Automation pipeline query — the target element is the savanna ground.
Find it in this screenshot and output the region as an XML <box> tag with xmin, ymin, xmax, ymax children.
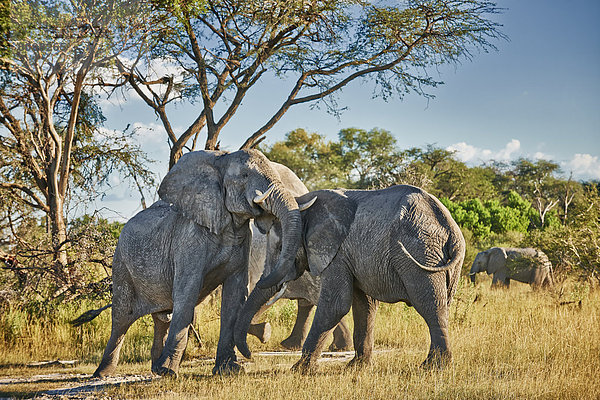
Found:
<box><xmin>1</xmin><ymin>277</ymin><xmax>598</xmax><ymax>399</ymax></box>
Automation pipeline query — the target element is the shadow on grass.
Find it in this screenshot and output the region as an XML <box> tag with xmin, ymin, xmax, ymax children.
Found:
<box><xmin>0</xmin><ymin>372</ymin><xmax>158</xmax><ymax>398</ymax></box>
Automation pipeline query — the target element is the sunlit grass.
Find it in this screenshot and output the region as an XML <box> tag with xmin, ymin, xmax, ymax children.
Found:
<box><xmin>1</xmin><ymin>277</ymin><xmax>599</xmax><ymax>399</ymax></box>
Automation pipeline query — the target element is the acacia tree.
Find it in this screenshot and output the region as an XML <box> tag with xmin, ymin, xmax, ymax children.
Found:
<box><xmin>120</xmin><ymin>0</ymin><xmax>504</xmax><ymax>168</ymax></box>
<box><xmin>0</xmin><ymin>0</ymin><xmax>153</xmax><ymax>283</ymax></box>
<box><xmin>334</xmin><ymin>128</ymin><xmax>403</xmax><ymax>188</ymax></box>
<box><xmin>509</xmin><ymin>159</ymin><xmax>561</xmax><ymax>228</ymax></box>
<box><xmin>261</xmin><ymin>128</ymin><xmax>345</xmax><ymax>190</ymax></box>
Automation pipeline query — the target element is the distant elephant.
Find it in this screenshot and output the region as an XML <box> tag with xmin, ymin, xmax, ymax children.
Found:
<box><xmin>248</xmin><ymin>224</ymin><xmax>351</xmax><ymax>351</ymax></box>
<box><xmin>235</xmin><ymin>185</ymin><xmax>466</xmax><ymax>372</ymax></box>
<box><xmin>469</xmin><ymin>247</ymin><xmax>554</xmax><ymax>289</ymax></box>
<box><xmin>93</xmin><ymin>149</ymin><xmax>303</xmax><ymax>378</ymax></box>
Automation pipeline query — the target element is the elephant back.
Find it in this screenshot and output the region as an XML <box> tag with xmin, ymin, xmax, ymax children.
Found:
<box><xmin>504</xmin><ymin>247</ymin><xmax>552</xmax><ymax>273</ymax></box>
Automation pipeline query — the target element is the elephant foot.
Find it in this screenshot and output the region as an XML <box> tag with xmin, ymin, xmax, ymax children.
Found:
<box><xmin>328</xmin><ymin>340</ymin><xmax>351</xmax><ymax>352</ymax></box>
<box><xmin>280</xmin><ymin>335</ymin><xmax>303</xmax><ymax>350</ymax></box>
<box><xmin>421</xmin><ymin>351</ymin><xmax>451</xmax><ymax>370</ymax></box>
<box><xmin>291</xmin><ymin>356</ymin><xmax>317</xmax><ymax>375</ymax></box>
<box><xmin>329</xmin><ymin>324</ymin><xmax>352</xmax><ymax>352</ymax></box>
<box><xmin>92</xmin><ymin>364</ymin><xmax>115</xmax><ymax>379</ymax></box>
<box><xmin>248</xmin><ymin>322</ymin><xmax>272</xmax><ymax>344</ymax></box>
<box><xmin>346</xmin><ymin>355</ymin><xmax>372</xmax><ymax>369</ymax></box>
<box><xmin>151</xmin><ymin>365</ymin><xmax>178</xmax><ymax>378</ymax></box>
<box><xmin>212</xmin><ymin>359</ymin><xmax>244</xmax><ymax>376</ymax></box>
<box><xmin>92</xmin><ymin>370</ymin><xmax>110</xmax><ymax>379</ymax></box>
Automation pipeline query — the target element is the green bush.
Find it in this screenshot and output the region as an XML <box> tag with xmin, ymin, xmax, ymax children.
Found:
<box><xmin>442</xmin><ymin>191</ymin><xmax>534</xmax><ymax>240</ymax></box>
<box><xmin>0</xmin><ymin>309</ymin><xmax>27</xmax><ymax>344</ymax></box>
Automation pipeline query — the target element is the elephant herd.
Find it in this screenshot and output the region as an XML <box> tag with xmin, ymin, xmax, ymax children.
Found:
<box><xmin>87</xmin><ymin>149</ymin><xmax>553</xmax><ymax>378</ymax></box>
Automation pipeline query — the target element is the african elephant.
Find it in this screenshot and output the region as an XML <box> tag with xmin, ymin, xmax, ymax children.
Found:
<box><xmin>235</xmin><ymin>185</ymin><xmax>466</xmax><ymax>372</ymax></box>
<box><xmin>94</xmin><ymin>149</ymin><xmax>303</xmax><ymax>378</ymax></box>
<box><xmin>248</xmin><ymin>224</ymin><xmax>352</xmax><ymax>351</ymax></box>
<box><xmin>469</xmin><ymin>247</ymin><xmax>554</xmax><ymax>289</ymax></box>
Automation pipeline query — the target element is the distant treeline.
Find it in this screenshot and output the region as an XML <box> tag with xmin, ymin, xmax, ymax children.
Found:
<box><xmin>261</xmin><ymin>128</ymin><xmax>600</xmax><ymax>281</ymax></box>
<box><xmin>1</xmin><ymin>127</ymin><xmax>598</xmax><ymax>311</ymax></box>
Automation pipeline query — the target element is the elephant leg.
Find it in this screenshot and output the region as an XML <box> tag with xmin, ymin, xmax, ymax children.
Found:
<box><xmin>151</xmin><ymin>312</ymin><xmax>171</xmax><ymax>370</ymax></box>
<box><xmin>541</xmin><ymin>270</ymin><xmax>553</xmax><ymax>288</ymax></box>
<box><xmin>329</xmin><ymin>318</ymin><xmax>353</xmax><ymax>352</ymax></box>
<box><xmin>292</xmin><ymin>263</ymin><xmax>353</xmax><ymax>374</ymax></box>
<box><xmin>94</xmin><ymin>278</ymin><xmax>139</xmax><ymax>378</ymax></box>
<box><xmin>347</xmin><ymin>287</ymin><xmax>378</xmax><ymax>367</ymax></box>
<box><xmin>248</xmin><ymin>321</ymin><xmax>272</xmax><ymax>343</ymax></box>
<box><xmin>406</xmin><ymin>274</ymin><xmax>451</xmax><ymax>368</ymax></box>
<box><xmin>244</xmin><ymin>301</ymin><xmax>272</xmax><ymax>344</ymax></box>
<box><xmin>531</xmin><ymin>268</ymin><xmax>552</xmax><ymax>290</ymax></box>
<box><xmin>93</xmin><ymin>315</ymin><xmax>138</xmax><ymax>378</ymax></box>
<box><xmin>213</xmin><ymin>268</ymin><xmax>247</xmax><ymax>375</ymax></box>
<box><xmin>281</xmin><ymin>299</ymin><xmax>314</xmax><ymax>350</ymax></box>
<box><xmin>492</xmin><ymin>273</ymin><xmax>509</xmax><ymax>288</ymax></box>
<box><xmin>152</xmin><ymin>273</ymin><xmax>203</xmax><ymax>377</ymax></box>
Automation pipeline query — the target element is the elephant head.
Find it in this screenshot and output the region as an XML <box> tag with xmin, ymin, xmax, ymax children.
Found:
<box><xmin>469</xmin><ymin>247</ymin><xmax>507</xmax><ymax>283</ymax></box>
<box><xmin>235</xmin><ymin>190</ymin><xmax>356</xmax><ymax>358</ymax></box>
<box><xmin>158</xmin><ymin>149</ymin><xmax>302</xmax><ymax>281</ymax></box>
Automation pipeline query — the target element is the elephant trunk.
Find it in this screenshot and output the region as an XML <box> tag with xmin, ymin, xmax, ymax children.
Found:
<box><xmin>234</xmin><ymin>284</ymin><xmax>279</xmax><ymax>359</ymax></box>
<box><xmin>256</xmin><ymin>186</ymin><xmax>302</xmax><ymax>290</ymax></box>
<box><xmin>469</xmin><ymin>264</ymin><xmax>478</xmax><ymax>283</ymax></box>
<box><xmin>236</xmin><ymin>185</ymin><xmax>301</xmax><ymax>358</ymax></box>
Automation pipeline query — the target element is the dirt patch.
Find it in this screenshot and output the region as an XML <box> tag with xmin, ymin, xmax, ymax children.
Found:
<box><xmin>0</xmin><ymin>351</ymin><xmax>393</xmax><ymax>398</ymax></box>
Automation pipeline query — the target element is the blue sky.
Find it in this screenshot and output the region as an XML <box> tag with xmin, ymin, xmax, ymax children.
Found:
<box><xmin>95</xmin><ymin>0</ymin><xmax>600</xmax><ymax>220</ymax></box>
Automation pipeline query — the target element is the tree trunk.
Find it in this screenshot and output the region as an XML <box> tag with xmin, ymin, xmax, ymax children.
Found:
<box><xmin>169</xmin><ymin>146</ymin><xmax>184</xmax><ymax>170</ymax></box>
<box><xmin>48</xmin><ymin>190</ymin><xmax>68</xmax><ymax>272</ymax></box>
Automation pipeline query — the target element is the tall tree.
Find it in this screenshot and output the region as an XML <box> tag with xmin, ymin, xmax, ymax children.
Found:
<box><xmin>509</xmin><ymin>159</ymin><xmax>561</xmax><ymax>228</ymax></box>
<box><xmin>120</xmin><ymin>0</ymin><xmax>504</xmax><ymax>168</ymax></box>
<box><xmin>335</xmin><ymin>127</ymin><xmax>403</xmax><ymax>188</ymax></box>
<box><xmin>0</xmin><ymin>0</ymin><xmax>152</xmax><ymax>281</ymax></box>
<box><xmin>261</xmin><ymin>128</ymin><xmax>345</xmax><ymax>190</ymax></box>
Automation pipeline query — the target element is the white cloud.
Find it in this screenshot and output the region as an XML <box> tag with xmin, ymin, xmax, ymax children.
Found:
<box><xmin>132</xmin><ymin>121</ymin><xmax>167</xmax><ymax>145</ymax></box>
<box><xmin>533</xmin><ymin>151</ymin><xmax>553</xmax><ymax>160</ymax></box>
<box><xmin>447</xmin><ymin>140</ymin><xmax>600</xmax><ymax>181</ymax></box>
<box><xmin>496</xmin><ymin>139</ymin><xmax>521</xmax><ymax>161</ymax></box>
<box><xmin>447</xmin><ymin>139</ymin><xmax>521</xmax><ymax>163</ymax></box>
<box><xmin>446</xmin><ymin>142</ymin><xmax>478</xmax><ymax>162</ymax></box>
<box><xmin>562</xmin><ymin>154</ymin><xmax>600</xmax><ymax>180</ymax></box>
<box><xmin>92</xmin><ymin>56</ymin><xmax>188</xmax><ymax>108</ymax></box>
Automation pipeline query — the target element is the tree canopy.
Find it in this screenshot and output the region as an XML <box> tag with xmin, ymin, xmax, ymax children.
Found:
<box><xmin>0</xmin><ymin>0</ymin><xmax>154</xmax><ymax>293</ymax></box>
<box><xmin>263</xmin><ymin>128</ymin><xmax>599</xmax><ymax>281</ymax></box>
<box><xmin>116</xmin><ymin>0</ymin><xmax>504</xmax><ymax>167</ymax></box>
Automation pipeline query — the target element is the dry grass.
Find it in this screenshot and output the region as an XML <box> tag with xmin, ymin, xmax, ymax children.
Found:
<box><xmin>1</xmin><ymin>277</ymin><xmax>599</xmax><ymax>399</ymax></box>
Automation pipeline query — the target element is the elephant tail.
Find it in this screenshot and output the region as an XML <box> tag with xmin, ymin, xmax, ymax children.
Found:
<box><xmin>398</xmin><ymin>237</ymin><xmax>464</xmax><ymax>307</ymax></box>
<box><xmin>397</xmin><ymin>236</ymin><xmax>465</xmax><ymax>274</ymax></box>
<box><xmin>70</xmin><ymin>303</ymin><xmax>112</xmax><ymax>327</ymax></box>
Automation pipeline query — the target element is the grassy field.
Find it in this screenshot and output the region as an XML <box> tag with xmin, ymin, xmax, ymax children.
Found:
<box><xmin>1</xmin><ymin>277</ymin><xmax>599</xmax><ymax>399</ymax></box>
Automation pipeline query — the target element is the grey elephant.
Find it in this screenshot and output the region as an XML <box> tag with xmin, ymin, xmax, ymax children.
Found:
<box><xmin>235</xmin><ymin>185</ymin><xmax>466</xmax><ymax>372</ymax></box>
<box><xmin>248</xmin><ymin>224</ymin><xmax>351</xmax><ymax>351</ymax></box>
<box><xmin>93</xmin><ymin>149</ymin><xmax>303</xmax><ymax>378</ymax></box>
<box><xmin>469</xmin><ymin>247</ymin><xmax>554</xmax><ymax>289</ymax></box>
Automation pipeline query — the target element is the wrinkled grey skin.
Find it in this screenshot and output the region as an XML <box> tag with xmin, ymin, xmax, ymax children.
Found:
<box><xmin>94</xmin><ymin>150</ymin><xmax>302</xmax><ymax>378</ymax></box>
<box><xmin>470</xmin><ymin>247</ymin><xmax>554</xmax><ymax>289</ymax></box>
<box><xmin>236</xmin><ymin>185</ymin><xmax>466</xmax><ymax>372</ymax></box>
<box><xmin>248</xmin><ymin>224</ymin><xmax>352</xmax><ymax>351</ymax></box>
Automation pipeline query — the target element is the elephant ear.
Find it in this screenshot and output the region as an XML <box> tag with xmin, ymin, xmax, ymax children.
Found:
<box><xmin>486</xmin><ymin>247</ymin><xmax>507</xmax><ymax>275</ymax></box>
<box><xmin>158</xmin><ymin>151</ymin><xmax>231</xmax><ymax>235</ymax></box>
<box><xmin>299</xmin><ymin>190</ymin><xmax>357</xmax><ymax>276</ymax></box>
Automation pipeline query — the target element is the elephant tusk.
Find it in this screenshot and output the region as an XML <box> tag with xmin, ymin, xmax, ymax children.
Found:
<box><xmin>254</xmin><ymin>183</ymin><xmax>276</xmax><ymax>204</ymax></box>
<box><xmin>265</xmin><ymin>282</ymin><xmax>288</xmax><ymax>306</ymax></box>
<box><xmin>298</xmin><ymin>196</ymin><xmax>317</xmax><ymax>211</ymax></box>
